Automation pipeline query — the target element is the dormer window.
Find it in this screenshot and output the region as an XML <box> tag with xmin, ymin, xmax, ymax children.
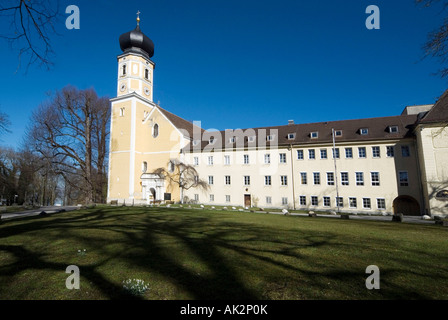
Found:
<box><xmin>267</xmin><ymin>135</ymin><xmax>275</xmax><ymax>141</ymax></box>
<box><xmin>389</xmin><ymin>126</ymin><xmax>399</xmax><ymax>133</ymax></box>
<box><xmin>288</xmin><ymin>133</ymin><xmax>296</xmax><ymax>140</ymax></box>
<box><xmin>360</xmin><ymin>128</ymin><xmax>369</xmax><ymax>135</ymax></box>
<box><xmin>310</xmin><ymin>132</ymin><xmax>318</xmax><ymax>139</ymax></box>
<box><xmin>334</xmin><ymin>130</ymin><xmax>342</xmax><ymax>137</ymax></box>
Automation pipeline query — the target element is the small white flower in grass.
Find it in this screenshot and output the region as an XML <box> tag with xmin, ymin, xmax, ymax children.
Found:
<box><xmin>122</xmin><ymin>278</ymin><xmax>149</xmax><ymax>296</ymax></box>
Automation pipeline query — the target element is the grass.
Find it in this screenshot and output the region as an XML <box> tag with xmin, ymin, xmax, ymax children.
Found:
<box><xmin>0</xmin><ymin>205</ymin><xmax>447</xmax><ymax>300</ymax></box>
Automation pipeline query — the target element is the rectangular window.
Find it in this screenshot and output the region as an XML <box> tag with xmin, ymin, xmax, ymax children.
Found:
<box><xmin>208</xmin><ymin>176</ymin><xmax>214</xmax><ymax>185</ymax></box>
<box><xmin>301</xmin><ymin>172</ymin><xmax>307</xmax><ymax>185</ymax></box>
<box><xmin>225</xmin><ymin>175</ymin><xmax>231</xmax><ymax>185</ymax></box>
<box><xmin>288</xmin><ymin>133</ymin><xmax>296</xmax><ymax>140</ymax></box>
<box><xmin>313</xmin><ymin>172</ymin><xmax>320</xmax><ymax>185</ymax></box>
<box><xmin>363</xmin><ymin>198</ymin><xmax>371</xmax><ymax>209</ymax></box>
<box><xmin>194</xmin><ymin>194</ymin><xmax>199</xmax><ymax>202</ymax></box>
<box><xmin>327</xmin><ymin>172</ymin><xmax>335</xmax><ymax>185</ymax></box>
<box><xmin>208</xmin><ymin>156</ymin><xmax>214</xmax><ymax>165</ymax></box>
<box><xmin>386</xmin><ymin>146</ymin><xmax>394</xmax><ymax>157</ymax></box>
<box><xmin>345</xmin><ymin>147</ymin><xmax>353</xmax><ymax>159</ymax></box>
<box><xmin>311</xmin><ymin>196</ymin><xmax>318</xmax><ymax>206</ymax></box>
<box><xmin>371</xmin><ymin>172</ymin><xmax>380</xmax><ymax>186</ymax></box>
<box><xmin>209</xmin><ymin>194</ymin><xmax>214</xmax><ymax>202</ymax></box>
<box><xmin>243</xmin><ymin>154</ymin><xmax>249</xmax><ymax>164</ymax></box>
<box><xmin>279</xmin><ymin>153</ymin><xmax>287</xmax><ymax>163</ymax></box>
<box><xmin>334</xmin><ymin>130</ymin><xmax>343</xmax><ymax>137</ymax></box>
<box><xmin>266</xmin><ymin>196</ymin><xmax>272</xmax><ymax>204</ymax></box>
<box><xmin>372</xmin><ymin>146</ymin><xmax>380</xmax><ymax>158</ymax></box>
<box><xmin>349</xmin><ymin>197</ymin><xmax>357</xmax><ymax>208</ymax></box>
<box><xmin>401</xmin><ymin>145</ymin><xmax>410</xmax><ymax>157</ymax></box>
<box><xmin>336</xmin><ymin>197</ymin><xmax>343</xmax><ymax>208</ymax></box>
<box><xmin>265</xmin><ymin>175</ymin><xmax>272</xmax><ymax>186</ymax></box>
<box><xmin>341</xmin><ymin>172</ymin><xmax>349</xmax><ymax>186</ymax></box>
<box><xmin>399</xmin><ymin>171</ymin><xmax>409</xmax><ymax>186</ymax></box>
<box><xmin>264</xmin><ymin>153</ymin><xmax>271</xmax><ymax>164</ymax></box>
<box><xmin>244</xmin><ymin>175</ymin><xmax>251</xmax><ymax>186</ymax></box>
<box><xmin>358</xmin><ymin>147</ymin><xmax>366</xmax><ymax>158</ymax></box>
<box><xmin>323</xmin><ymin>196</ymin><xmax>331</xmax><ymax>207</ymax></box>
<box><xmin>389</xmin><ymin>126</ymin><xmax>399</xmax><ymax>133</ymax></box>
<box><xmin>309</xmin><ymin>149</ymin><xmax>316</xmax><ymax>160</ymax></box>
<box><xmin>280</xmin><ymin>175</ymin><xmax>288</xmax><ymax>186</ymax></box>
<box><xmin>360</xmin><ymin>128</ymin><xmax>369</xmax><ymax>135</ymax></box>
<box><xmin>224</xmin><ymin>155</ymin><xmax>230</xmax><ymax>165</ymax></box>
<box><xmin>310</xmin><ymin>132</ymin><xmax>318</xmax><ymax>139</ymax></box>
<box><xmin>377</xmin><ymin>198</ymin><xmax>386</xmax><ymax>210</ymax></box>
<box><xmin>356</xmin><ymin>172</ymin><xmax>364</xmax><ymax>186</ymax></box>
<box><xmin>282</xmin><ymin>197</ymin><xmax>288</xmax><ymax>205</ymax></box>
<box><xmin>320</xmin><ymin>149</ymin><xmax>327</xmax><ymax>159</ymax></box>
<box><xmin>299</xmin><ymin>196</ymin><xmax>306</xmax><ymax>206</ymax></box>
<box><xmin>225</xmin><ymin>195</ymin><xmax>231</xmax><ymax>203</ymax></box>
<box><xmin>194</xmin><ymin>156</ymin><xmax>199</xmax><ymax>166</ymax></box>
<box><xmin>332</xmin><ymin>148</ymin><xmax>340</xmax><ymax>159</ymax></box>
<box><xmin>297</xmin><ymin>150</ymin><xmax>304</xmax><ymax>160</ymax></box>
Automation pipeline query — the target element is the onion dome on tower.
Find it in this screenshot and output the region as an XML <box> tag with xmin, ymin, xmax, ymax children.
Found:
<box><xmin>119</xmin><ymin>11</ymin><xmax>154</xmax><ymax>59</ymax></box>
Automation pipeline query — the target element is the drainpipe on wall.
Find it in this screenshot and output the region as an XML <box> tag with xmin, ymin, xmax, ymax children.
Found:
<box><xmin>289</xmin><ymin>144</ymin><xmax>296</xmax><ymax>210</ymax></box>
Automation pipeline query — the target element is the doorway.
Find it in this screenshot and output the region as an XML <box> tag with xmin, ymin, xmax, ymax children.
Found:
<box><xmin>393</xmin><ymin>196</ymin><xmax>420</xmax><ymax>216</ymax></box>
<box><xmin>244</xmin><ymin>194</ymin><xmax>251</xmax><ymax>207</ymax></box>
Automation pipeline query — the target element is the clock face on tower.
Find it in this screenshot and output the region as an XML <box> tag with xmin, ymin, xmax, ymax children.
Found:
<box><xmin>120</xmin><ymin>82</ymin><xmax>127</xmax><ymax>92</ymax></box>
<box><xmin>144</xmin><ymin>86</ymin><xmax>150</xmax><ymax>96</ymax></box>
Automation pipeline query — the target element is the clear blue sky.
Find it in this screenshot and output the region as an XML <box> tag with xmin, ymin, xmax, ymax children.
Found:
<box><xmin>1</xmin><ymin>0</ymin><xmax>447</xmax><ymax>149</ymax></box>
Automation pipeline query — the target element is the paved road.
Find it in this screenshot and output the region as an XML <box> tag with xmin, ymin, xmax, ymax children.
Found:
<box><xmin>267</xmin><ymin>211</ymin><xmax>436</xmax><ymax>225</ymax></box>
<box><xmin>0</xmin><ymin>206</ymin><xmax>79</xmax><ymax>221</ymax></box>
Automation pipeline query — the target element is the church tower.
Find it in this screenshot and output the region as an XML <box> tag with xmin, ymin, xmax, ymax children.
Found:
<box><xmin>107</xmin><ymin>13</ymin><xmax>159</xmax><ymax>204</ymax></box>
<box><xmin>117</xmin><ymin>12</ymin><xmax>155</xmax><ymax>100</ymax></box>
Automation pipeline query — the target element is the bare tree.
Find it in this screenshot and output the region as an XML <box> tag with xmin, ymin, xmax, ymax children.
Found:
<box><xmin>0</xmin><ymin>0</ymin><xmax>60</xmax><ymax>70</ymax></box>
<box><xmin>0</xmin><ymin>110</ymin><xmax>11</xmax><ymax>136</ymax></box>
<box><xmin>27</xmin><ymin>86</ymin><xmax>110</xmax><ymax>204</ymax></box>
<box><xmin>417</xmin><ymin>0</ymin><xmax>448</xmax><ymax>78</ymax></box>
<box><xmin>152</xmin><ymin>159</ymin><xmax>209</xmax><ymax>204</ymax></box>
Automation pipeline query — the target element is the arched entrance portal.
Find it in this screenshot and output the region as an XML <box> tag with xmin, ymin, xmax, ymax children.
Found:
<box><xmin>141</xmin><ymin>173</ymin><xmax>165</xmax><ymax>204</ymax></box>
<box><xmin>393</xmin><ymin>196</ymin><xmax>420</xmax><ymax>216</ymax></box>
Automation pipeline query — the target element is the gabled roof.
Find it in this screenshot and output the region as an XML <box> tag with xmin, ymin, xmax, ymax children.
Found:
<box><xmin>157</xmin><ymin>106</ymin><xmax>205</xmax><ymax>139</ymax></box>
<box><xmin>418</xmin><ymin>89</ymin><xmax>448</xmax><ymax>124</ymax></box>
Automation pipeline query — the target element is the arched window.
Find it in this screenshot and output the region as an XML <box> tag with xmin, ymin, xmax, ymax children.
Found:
<box><xmin>142</xmin><ymin>161</ymin><xmax>147</xmax><ymax>173</ymax></box>
<box><xmin>145</xmin><ymin>68</ymin><xmax>149</xmax><ymax>80</ymax></box>
<box><xmin>153</xmin><ymin>123</ymin><xmax>159</xmax><ymax>138</ymax></box>
<box><xmin>122</xmin><ymin>64</ymin><xmax>127</xmax><ymax>76</ymax></box>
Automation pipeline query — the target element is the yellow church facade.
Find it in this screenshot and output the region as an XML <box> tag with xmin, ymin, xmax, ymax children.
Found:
<box><xmin>107</xmin><ymin>20</ymin><xmax>448</xmax><ymax>216</ymax></box>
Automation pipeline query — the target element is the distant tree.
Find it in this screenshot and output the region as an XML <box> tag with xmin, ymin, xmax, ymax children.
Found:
<box><xmin>416</xmin><ymin>0</ymin><xmax>448</xmax><ymax>78</ymax></box>
<box><xmin>0</xmin><ymin>0</ymin><xmax>60</xmax><ymax>70</ymax></box>
<box><xmin>27</xmin><ymin>86</ymin><xmax>110</xmax><ymax>204</ymax></box>
<box><xmin>0</xmin><ymin>110</ymin><xmax>11</xmax><ymax>136</ymax></box>
<box><xmin>152</xmin><ymin>159</ymin><xmax>209</xmax><ymax>204</ymax></box>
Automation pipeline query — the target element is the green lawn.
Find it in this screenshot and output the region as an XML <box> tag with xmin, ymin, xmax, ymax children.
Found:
<box><xmin>0</xmin><ymin>206</ymin><xmax>447</xmax><ymax>300</ymax></box>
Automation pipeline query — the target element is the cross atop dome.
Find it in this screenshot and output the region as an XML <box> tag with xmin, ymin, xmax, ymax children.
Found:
<box><xmin>136</xmin><ymin>10</ymin><xmax>141</xmax><ymax>25</ymax></box>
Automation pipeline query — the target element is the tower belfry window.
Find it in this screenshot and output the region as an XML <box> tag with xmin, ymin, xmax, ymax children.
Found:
<box><xmin>145</xmin><ymin>68</ymin><xmax>149</xmax><ymax>80</ymax></box>
<box><xmin>122</xmin><ymin>64</ymin><xmax>127</xmax><ymax>76</ymax></box>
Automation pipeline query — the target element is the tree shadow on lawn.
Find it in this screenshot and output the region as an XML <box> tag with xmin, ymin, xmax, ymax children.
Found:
<box><xmin>0</xmin><ymin>207</ymin><xmax>446</xmax><ymax>299</ymax></box>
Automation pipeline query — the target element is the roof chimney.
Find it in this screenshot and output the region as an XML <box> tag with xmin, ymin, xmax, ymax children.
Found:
<box><xmin>288</xmin><ymin>120</ymin><xmax>294</xmax><ymax>125</ymax></box>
